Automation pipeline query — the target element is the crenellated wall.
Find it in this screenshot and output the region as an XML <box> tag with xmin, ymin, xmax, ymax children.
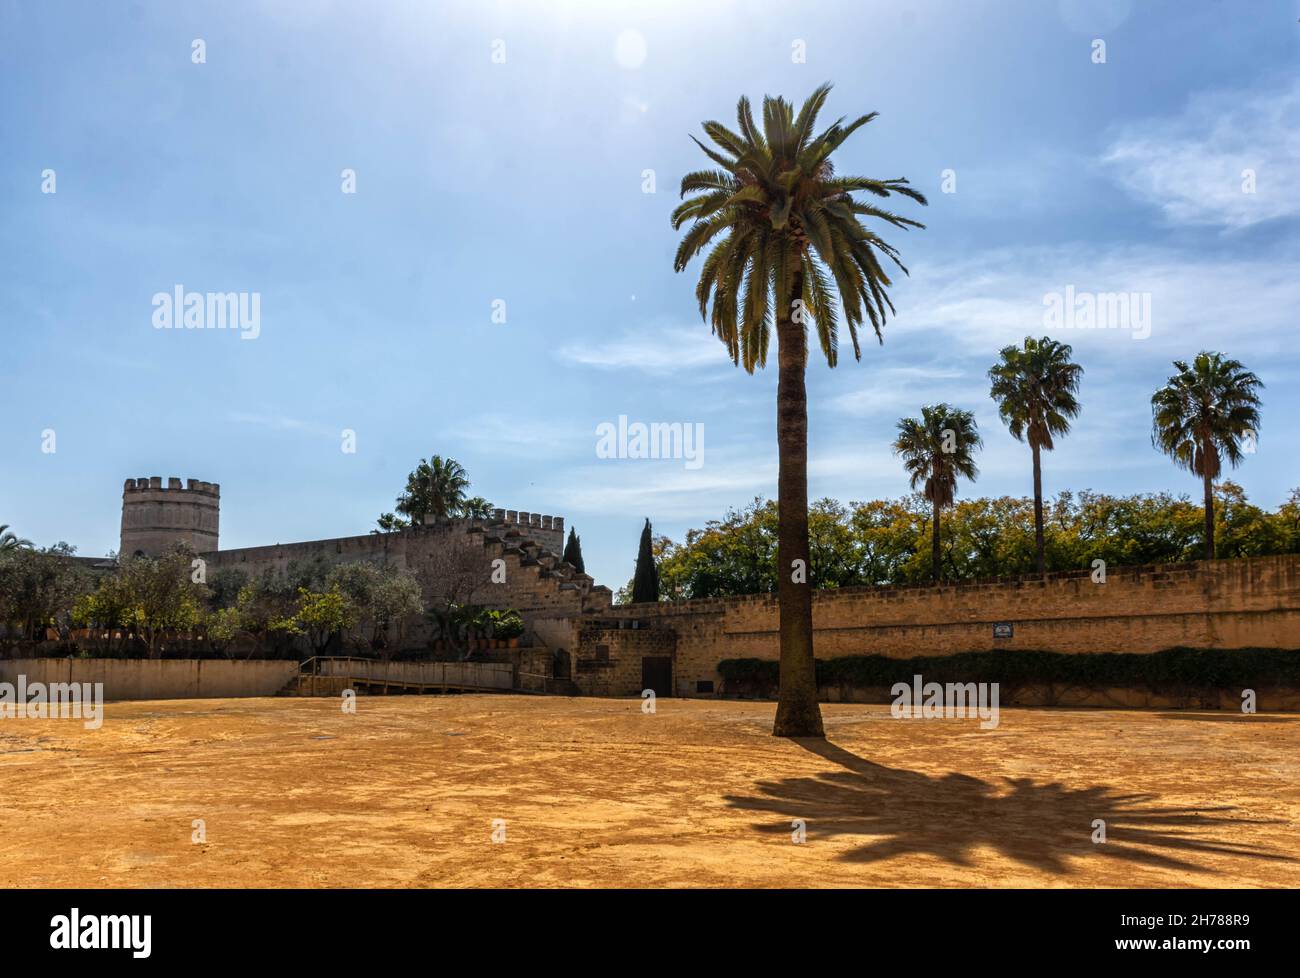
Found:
<box><xmin>108</xmin><ymin>474</ymin><xmax>1300</xmax><ymax>702</ymax></box>
<box><xmin>572</xmin><ymin>555</ymin><xmax>1300</xmax><ymax>697</ymax></box>
<box><xmin>204</xmin><ymin>510</ymin><xmax>609</xmax><ymax>647</ymax></box>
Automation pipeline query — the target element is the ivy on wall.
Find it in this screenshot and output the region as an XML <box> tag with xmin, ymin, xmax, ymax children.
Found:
<box><xmin>718</xmin><ymin>647</ymin><xmax>1300</xmax><ymax>696</ymax></box>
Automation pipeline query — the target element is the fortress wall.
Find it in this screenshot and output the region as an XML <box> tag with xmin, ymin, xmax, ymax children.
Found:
<box><xmin>575</xmin><ymin>555</ymin><xmax>1300</xmax><ymax>697</ymax></box>
<box><xmin>205</xmin><ymin>514</ymin><xmax>610</xmax><ymax>647</ymax></box>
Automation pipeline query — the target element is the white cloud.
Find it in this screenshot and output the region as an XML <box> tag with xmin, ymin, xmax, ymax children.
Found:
<box><xmin>890</xmin><ymin>243</ymin><xmax>1300</xmax><ymax>360</ymax></box>
<box><xmin>557</xmin><ymin>454</ymin><xmax>776</xmax><ymax>519</ymax></box>
<box><xmin>558</xmin><ymin>323</ymin><xmax>729</xmax><ymax>372</ymax></box>
<box><xmin>228</xmin><ymin>412</ymin><xmax>336</xmax><ymax>437</ymax></box>
<box><xmin>1102</xmin><ymin>79</ymin><xmax>1300</xmax><ymax>229</ymax></box>
<box><xmin>831</xmin><ymin>365</ymin><xmax>979</xmax><ymax>417</ymax></box>
<box><xmin>464</xmin><ymin>413</ymin><xmax>585</xmax><ymax>457</ymax></box>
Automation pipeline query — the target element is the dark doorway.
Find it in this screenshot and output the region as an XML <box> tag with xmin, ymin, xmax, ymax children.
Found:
<box><xmin>552</xmin><ymin>648</ymin><xmax>571</xmax><ymax>681</ymax></box>
<box><xmin>641</xmin><ymin>656</ymin><xmax>673</xmax><ymax>697</ymax></box>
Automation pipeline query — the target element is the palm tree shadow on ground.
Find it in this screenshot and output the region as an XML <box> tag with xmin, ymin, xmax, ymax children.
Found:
<box><xmin>723</xmin><ymin>738</ymin><xmax>1293</xmax><ymax>876</ymax></box>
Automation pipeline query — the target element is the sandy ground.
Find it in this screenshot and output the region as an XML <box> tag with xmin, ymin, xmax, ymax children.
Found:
<box><xmin>1</xmin><ymin>694</ymin><xmax>1297</xmax><ymax>888</ymax></box>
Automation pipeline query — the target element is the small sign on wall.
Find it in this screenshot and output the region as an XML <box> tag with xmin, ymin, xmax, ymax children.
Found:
<box><xmin>993</xmin><ymin>622</ymin><xmax>1014</xmax><ymax>639</ymax></box>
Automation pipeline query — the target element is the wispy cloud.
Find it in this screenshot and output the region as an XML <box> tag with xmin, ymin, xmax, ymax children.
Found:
<box><xmin>556</xmin><ymin>454</ymin><xmax>777</xmax><ymax>519</ymax></box>
<box><xmin>1101</xmin><ymin>79</ymin><xmax>1300</xmax><ymax>229</ymax></box>
<box><xmin>832</xmin><ymin>365</ymin><xmax>979</xmax><ymax>417</ymax></box>
<box><xmin>892</xmin><ymin>243</ymin><xmax>1300</xmax><ymax>358</ymax></box>
<box><xmin>462</xmin><ymin>413</ymin><xmax>587</xmax><ymax>457</ymax></box>
<box><xmin>228</xmin><ymin>412</ymin><xmax>336</xmax><ymax>437</ymax></box>
<box><xmin>557</xmin><ymin>323</ymin><xmax>727</xmax><ymax>373</ymax></box>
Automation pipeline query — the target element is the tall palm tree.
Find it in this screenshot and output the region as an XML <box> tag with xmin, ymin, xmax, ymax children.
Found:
<box><xmin>396</xmin><ymin>456</ymin><xmax>470</xmax><ymax>526</ymax></box>
<box><xmin>988</xmin><ymin>336</ymin><xmax>1083</xmax><ymax>575</ymax></box>
<box><xmin>461</xmin><ymin>496</ymin><xmax>495</xmax><ymax>520</ymax></box>
<box><xmin>0</xmin><ymin>525</ymin><xmax>31</xmax><ymax>553</ymax></box>
<box><xmin>893</xmin><ymin>405</ymin><xmax>981</xmax><ymax>582</ymax></box>
<box><xmin>1151</xmin><ymin>352</ymin><xmax>1263</xmax><ymax>560</ymax></box>
<box><xmin>672</xmin><ymin>84</ymin><xmax>927</xmax><ymax>738</ymax></box>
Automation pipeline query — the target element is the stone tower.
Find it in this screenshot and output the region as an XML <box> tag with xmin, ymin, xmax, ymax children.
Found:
<box><xmin>120</xmin><ymin>477</ymin><xmax>220</xmax><ymax>557</ymax></box>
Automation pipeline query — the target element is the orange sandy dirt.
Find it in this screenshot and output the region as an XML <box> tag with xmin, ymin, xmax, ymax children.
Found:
<box><xmin>2</xmin><ymin>694</ymin><xmax>1297</xmax><ymax>888</ymax></box>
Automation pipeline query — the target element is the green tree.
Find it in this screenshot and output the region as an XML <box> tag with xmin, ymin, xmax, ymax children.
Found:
<box><xmin>201</xmin><ymin>606</ymin><xmax>247</xmax><ymax>658</ymax></box>
<box><xmin>328</xmin><ymin>561</ymin><xmax>422</xmax><ymax>655</ymax></box>
<box><xmin>893</xmin><ymin>405</ymin><xmax>982</xmax><ymax>582</ymax></box>
<box><xmin>1214</xmin><ymin>481</ymin><xmax>1290</xmax><ymax>558</ymax></box>
<box><xmin>207</xmin><ymin>567</ymin><xmax>248</xmax><ymax>610</ymax></box>
<box><xmin>0</xmin><ymin>524</ymin><xmax>32</xmax><ymax>553</ymax></box>
<box><xmin>395</xmin><ymin>455</ymin><xmax>470</xmax><ymax>526</ymax></box>
<box><xmin>374</xmin><ymin>512</ymin><xmax>410</xmax><ymax>533</ymax></box>
<box><xmin>672</xmin><ymin>84</ymin><xmax>926</xmax><ymax>738</ymax></box>
<box><xmin>0</xmin><ymin>544</ymin><xmax>88</xmax><ymax>644</ymax></box>
<box><xmin>461</xmin><ymin>496</ymin><xmax>495</xmax><ymax>520</ymax></box>
<box><xmin>368</xmin><ymin>567</ymin><xmax>423</xmax><ymax>654</ymax></box>
<box><xmin>118</xmin><ymin>549</ymin><xmax>206</xmax><ymax>659</ymax></box>
<box><xmin>273</xmin><ymin>586</ymin><xmax>359</xmax><ymax>657</ymax></box>
<box><xmin>1277</xmin><ymin>488</ymin><xmax>1300</xmax><ymax>553</ymax></box>
<box><xmin>1151</xmin><ymin>352</ymin><xmax>1263</xmax><ymax>560</ymax></box>
<box><xmin>230</xmin><ymin>581</ymin><xmax>295</xmax><ymax>658</ymax></box>
<box><xmin>650</xmin><ymin>486</ymin><xmax>1300</xmax><ymax>600</ymax></box>
<box><xmin>562</xmin><ymin>527</ymin><xmax>586</xmax><ymax>574</ymax></box>
<box><xmin>849</xmin><ymin>496</ymin><xmax>928</xmax><ymax>584</ymax></box>
<box><xmin>71</xmin><ymin>574</ymin><xmax>134</xmax><ymax>656</ymax></box>
<box><xmin>988</xmin><ymin>336</ymin><xmax>1083</xmax><ymax>575</ymax></box>
<box><xmin>631</xmin><ymin>518</ymin><xmax>660</xmax><ymax>603</ymax></box>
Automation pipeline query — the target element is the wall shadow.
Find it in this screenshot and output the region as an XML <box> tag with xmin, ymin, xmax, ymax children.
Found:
<box><xmin>723</xmin><ymin>738</ymin><xmax>1294</xmax><ymax>876</ymax></box>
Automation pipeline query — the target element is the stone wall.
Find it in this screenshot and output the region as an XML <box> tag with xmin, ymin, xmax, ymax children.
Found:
<box><xmin>120</xmin><ymin>477</ymin><xmax>220</xmax><ymax>556</ymax></box>
<box><xmin>0</xmin><ymin>658</ymin><xmax>297</xmax><ymax>701</ymax></box>
<box><xmin>571</xmin><ymin>625</ymin><xmax>676</xmax><ymax>697</ymax></box>
<box><xmin>575</xmin><ymin>555</ymin><xmax>1300</xmax><ymax>698</ymax></box>
<box><xmin>205</xmin><ymin>511</ymin><xmax>611</xmax><ymax>648</ymax></box>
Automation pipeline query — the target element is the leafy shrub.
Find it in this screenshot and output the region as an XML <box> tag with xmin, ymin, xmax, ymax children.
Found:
<box><xmin>718</xmin><ymin>647</ymin><xmax>1300</xmax><ymax>697</ymax></box>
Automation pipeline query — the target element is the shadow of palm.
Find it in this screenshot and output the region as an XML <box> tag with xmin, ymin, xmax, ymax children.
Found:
<box><xmin>723</xmin><ymin>738</ymin><xmax>1293</xmax><ymax>875</ymax></box>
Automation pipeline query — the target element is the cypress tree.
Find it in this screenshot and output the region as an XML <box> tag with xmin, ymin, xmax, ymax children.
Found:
<box><xmin>631</xmin><ymin>518</ymin><xmax>659</xmax><ymax>603</ymax></box>
<box><xmin>562</xmin><ymin>526</ymin><xmax>585</xmax><ymax>574</ymax></box>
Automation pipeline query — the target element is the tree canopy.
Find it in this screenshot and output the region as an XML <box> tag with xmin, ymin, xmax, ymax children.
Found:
<box><xmin>631</xmin><ymin>485</ymin><xmax>1300</xmax><ymax>602</ymax></box>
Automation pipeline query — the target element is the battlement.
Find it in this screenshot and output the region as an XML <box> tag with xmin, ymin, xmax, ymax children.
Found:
<box><xmin>121</xmin><ymin>475</ymin><xmax>220</xmax><ymax>556</ymax></box>
<box><xmin>491</xmin><ymin>509</ymin><xmax>564</xmax><ymax>535</ymax></box>
<box><xmin>123</xmin><ymin>476</ymin><xmax>220</xmax><ymax>497</ymax></box>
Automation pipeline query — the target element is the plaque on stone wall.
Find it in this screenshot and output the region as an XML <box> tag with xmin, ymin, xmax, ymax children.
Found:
<box><xmin>993</xmin><ymin>622</ymin><xmax>1013</xmax><ymax>639</ymax></box>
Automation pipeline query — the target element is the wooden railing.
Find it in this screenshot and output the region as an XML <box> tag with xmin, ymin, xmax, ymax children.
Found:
<box><xmin>299</xmin><ymin>656</ymin><xmax>514</xmax><ymax>691</ymax></box>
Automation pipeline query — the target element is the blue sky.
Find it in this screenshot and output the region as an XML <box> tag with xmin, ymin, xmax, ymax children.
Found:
<box><xmin>3</xmin><ymin>0</ymin><xmax>1298</xmax><ymax>588</ymax></box>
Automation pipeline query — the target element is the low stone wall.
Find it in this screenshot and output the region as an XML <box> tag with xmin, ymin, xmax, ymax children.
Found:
<box><xmin>577</xmin><ymin>555</ymin><xmax>1300</xmax><ymax>698</ymax></box>
<box><xmin>0</xmin><ymin>659</ymin><xmax>298</xmax><ymax>701</ymax></box>
<box><xmin>313</xmin><ymin>658</ymin><xmax>513</xmax><ymax>690</ymax></box>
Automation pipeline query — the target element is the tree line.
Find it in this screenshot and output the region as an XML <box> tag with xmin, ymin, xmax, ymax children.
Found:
<box><xmin>0</xmin><ymin>545</ymin><xmax>525</xmax><ymax>661</ymax></box>
<box><xmin>635</xmin><ymin>483</ymin><xmax>1299</xmax><ymax>602</ymax></box>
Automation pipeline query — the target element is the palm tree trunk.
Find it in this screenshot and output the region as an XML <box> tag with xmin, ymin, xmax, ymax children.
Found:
<box><xmin>772</xmin><ymin>268</ymin><xmax>824</xmax><ymax>739</ymax></box>
<box><xmin>932</xmin><ymin>496</ymin><xmax>941</xmax><ymax>582</ymax></box>
<box><xmin>1203</xmin><ymin>466</ymin><xmax>1215</xmax><ymax>561</ymax></box>
<box><xmin>1032</xmin><ymin>442</ymin><xmax>1045</xmax><ymax>576</ymax></box>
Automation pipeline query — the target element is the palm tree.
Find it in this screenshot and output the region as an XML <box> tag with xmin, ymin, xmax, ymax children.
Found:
<box><xmin>396</xmin><ymin>456</ymin><xmax>470</xmax><ymax>526</ymax></box>
<box><xmin>461</xmin><ymin>496</ymin><xmax>495</xmax><ymax>520</ymax></box>
<box><xmin>672</xmin><ymin>84</ymin><xmax>927</xmax><ymax>738</ymax></box>
<box><xmin>987</xmin><ymin>336</ymin><xmax>1083</xmax><ymax>575</ymax></box>
<box><xmin>893</xmin><ymin>405</ymin><xmax>982</xmax><ymax>582</ymax></box>
<box><xmin>1151</xmin><ymin>352</ymin><xmax>1263</xmax><ymax>560</ymax></box>
<box><xmin>0</xmin><ymin>525</ymin><xmax>31</xmax><ymax>553</ymax></box>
